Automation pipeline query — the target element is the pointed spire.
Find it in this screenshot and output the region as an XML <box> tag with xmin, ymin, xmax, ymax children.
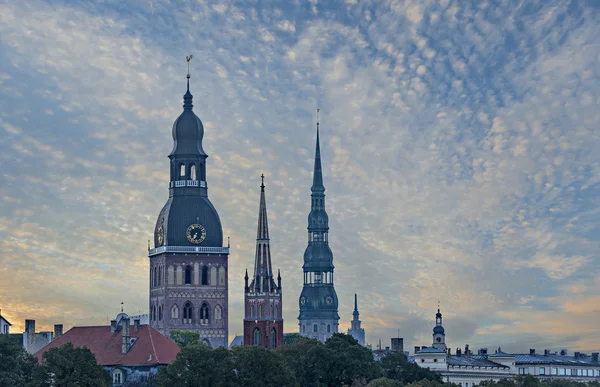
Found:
<box><xmin>312</xmin><ymin>109</ymin><xmax>324</xmax><ymax>192</ymax></box>
<box><xmin>353</xmin><ymin>293</ymin><xmax>359</xmax><ymax>319</ymax></box>
<box><xmin>256</xmin><ymin>174</ymin><xmax>269</xmax><ymax>240</ymax></box>
<box><xmin>184</xmin><ymin>55</ymin><xmax>193</xmax><ymax>110</ymax></box>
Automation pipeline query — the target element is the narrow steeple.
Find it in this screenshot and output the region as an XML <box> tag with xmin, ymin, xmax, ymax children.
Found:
<box><xmin>184</xmin><ymin>55</ymin><xmax>193</xmax><ymax>110</ymax></box>
<box><xmin>312</xmin><ymin>109</ymin><xmax>324</xmax><ymax>193</ymax></box>
<box><xmin>250</xmin><ymin>175</ymin><xmax>275</xmax><ymax>293</ymax></box>
<box><xmin>353</xmin><ymin>293</ymin><xmax>359</xmax><ymax>318</ymax></box>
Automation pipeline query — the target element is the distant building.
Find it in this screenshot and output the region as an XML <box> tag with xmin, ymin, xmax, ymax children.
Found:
<box><xmin>9</xmin><ymin>319</ymin><xmax>58</xmax><ymax>354</ymax></box>
<box><xmin>391</xmin><ymin>337</ymin><xmax>404</xmax><ymax>353</ymax></box>
<box><xmin>229</xmin><ymin>335</ymin><xmax>244</xmax><ymax>348</ymax></box>
<box><xmin>243</xmin><ymin>176</ymin><xmax>284</xmax><ymax>349</ymax></box>
<box><xmin>0</xmin><ymin>310</ymin><xmax>11</xmax><ymax>334</ymax></box>
<box><xmin>432</xmin><ymin>307</ymin><xmax>446</xmax><ymax>351</ymax></box>
<box><xmin>347</xmin><ymin>294</ymin><xmax>365</xmax><ymax>346</ymax></box>
<box><xmin>34</xmin><ymin>313</ymin><xmax>180</xmax><ymax>387</ymax></box>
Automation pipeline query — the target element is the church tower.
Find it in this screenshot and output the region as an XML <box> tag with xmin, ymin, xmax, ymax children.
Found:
<box><xmin>298</xmin><ymin>116</ymin><xmax>340</xmax><ymax>342</ymax></box>
<box><xmin>243</xmin><ymin>176</ymin><xmax>284</xmax><ymax>349</ymax></box>
<box><xmin>432</xmin><ymin>306</ymin><xmax>446</xmax><ymax>351</ymax></box>
<box><xmin>347</xmin><ymin>294</ymin><xmax>365</xmax><ymax>345</ymax></box>
<box><xmin>148</xmin><ymin>69</ymin><xmax>229</xmax><ymax>348</ymax></box>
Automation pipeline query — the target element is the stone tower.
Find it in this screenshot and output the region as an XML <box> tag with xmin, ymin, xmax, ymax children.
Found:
<box><xmin>347</xmin><ymin>294</ymin><xmax>365</xmax><ymax>346</ymax></box>
<box><xmin>243</xmin><ymin>176</ymin><xmax>284</xmax><ymax>348</ymax></box>
<box><xmin>298</xmin><ymin>120</ymin><xmax>340</xmax><ymax>342</ymax></box>
<box><xmin>148</xmin><ymin>73</ymin><xmax>229</xmax><ymax>348</ymax></box>
<box><xmin>432</xmin><ymin>307</ymin><xmax>446</xmax><ymax>351</ymax></box>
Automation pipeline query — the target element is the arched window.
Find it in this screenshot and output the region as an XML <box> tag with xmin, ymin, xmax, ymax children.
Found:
<box><xmin>214</xmin><ymin>305</ymin><xmax>222</xmax><ymax>320</ymax></box>
<box><xmin>113</xmin><ymin>369</ymin><xmax>123</xmax><ymax>385</ymax></box>
<box><xmin>210</xmin><ymin>266</ymin><xmax>217</xmax><ymax>285</ymax></box>
<box><xmin>313</xmin><ymin>324</ymin><xmax>318</xmax><ymax>333</ymax></box>
<box><xmin>253</xmin><ymin>328</ymin><xmax>261</xmax><ymax>346</ymax></box>
<box><xmin>259</xmin><ymin>305</ymin><xmax>264</xmax><ymax>319</ymax></box>
<box><xmin>218</xmin><ymin>266</ymin><xmax>226</xmax><ymax>286</ymax></box>
<box><xmin>171</xmin><ymin>304</ymin><xmax>179</xmax><ymax>319</ymax></box>
<box><xmin>183</xmin><ymin>302</ymin><xmax>193</xmax><ymax>324</ymax></box>
<box><xmin>200</xmin><ymin>303</ymin><xmax>209</xmax><ymax>324</ymax></box>
<box><xmin>153</xmin><ymin>268</ymin><xmax>157</xmax><ymax>287</ymax></box>
<box><xmin>185</xmin><ymin>265</ymin><xmax>192</xmax><ymax>285</ymax></box>
<box><xmin>151</xmin><ymin>306</ymin><xmax>156</xmax><ymax>321</ymax></box>
<box><xmin>327</xmin><ymin>324</ymin><xmax>331</xmax><ymax>333</ymax></box>
<box><xmin>158</xmin><ymin>306</ymin><xmax>163</xmax><ymax>321</ymax></box>
<box><xmin>302</xmin><ymin>324</ymin><xmax>305</xmax><ymax>333</ymax></box>
<box><xmin>190</xmin><ymin>164</ymin><xmax>196</xmax><ymax>180</ymax></box>
<box><xmin>158</xmin><ymin>266</ymin><xmax>162</xmax><ymax>285</ymax></box>
<box><xmin>179</xmin><ymin>164</ymin><xmax>185</xmax><ymax>177</ymax></box>
<box><xmin>250</xmin><ymin>305</ymin><xmax>255</xmax><ymax>319</ymax></box>
<box><xmin>201</xmin><ymin>266</ymin><xmax>208</xmax><ymax>285</ymax></box>
<box><xmin>271</xmin><ymin>328</ymin><xmax>276</xmax><ymax>349</ymax></box>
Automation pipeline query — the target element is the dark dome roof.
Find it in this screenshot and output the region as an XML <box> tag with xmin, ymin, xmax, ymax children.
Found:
<box><xmin>154</xmin><ymin>196</ymin><xmax>223</xmax><ymax>248</ymax></box>
<box><xmin>303</xmin><ymin>243</ymin><xmax>334</xmax><ymax>270</ymax></box>
<box><xmin>308</xmin><ymin>209</ymin><xmax>329</xmax><ymax>230</ymax></box>
<box><xmin>299</xmin><ymin>286</ymin><xmax>340</xmax><ymax>320</ymax></box>
<box><xmin>169</xmin><ymin>89</ymin><xmax>207</xmax><ymax>157</ymax></box>
<box><xmin>433</xmin><ymin>325</ymin><xmax>445</xmax><ymax>334</ymax></box>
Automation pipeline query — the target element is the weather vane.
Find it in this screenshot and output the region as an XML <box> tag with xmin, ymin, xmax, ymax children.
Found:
<box><xmin>261</xmin><ymin>173</ymin><xmax>265</xmax><ymax>187</ymax></box>
<box><xmin>316</xmin><ymin>108</ymin><xmax>320</xmax><ymax>128</ymax></box>
<box><xmin>121</xmin><ymin>301</ymin><xmax>124</xmax><ymax>313</ymax></box>
<box><xmin>186</xmin><ymin>54</ymin><xmax>193</xmax><ymax>78</ymax></box>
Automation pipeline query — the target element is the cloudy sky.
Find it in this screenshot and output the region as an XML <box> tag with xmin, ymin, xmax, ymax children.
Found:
<box><xmin>1</xmin><ymin>0</ymin><xmax>599</xmax><ymax>353</ymax></box>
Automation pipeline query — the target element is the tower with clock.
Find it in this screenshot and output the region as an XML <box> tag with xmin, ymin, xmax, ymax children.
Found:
<box><xmin>432</xmin><ymin>306</ymin><xmax>447</xmax><ymax>351</ymax></box>
<box><xmin>148</xmin><ymin>69</ymin><xmax>230</xmax><ymax>348</ymax></box>
<box><xmin>298</xmin><ymin>115</ymin><xmax>340</xmax><ymax>342</ymax></box>
<box><xmin>243</xmin><ymin>175</ymin><xmax>284</xmax><ymax>349</ymax></box>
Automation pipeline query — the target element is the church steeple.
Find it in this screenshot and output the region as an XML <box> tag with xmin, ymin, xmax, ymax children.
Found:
<box><xmin>249</xmin><ymin>175</ymin><xmax>276</xmax><ymax>294</ymax></box>
<box><xmin>348</xmin><ymin>293</ymin><xmax>365</xmax><ymax>345</ymax></box>
<box><xmin>312</xmin><ymin>120</ymin><xmax>324</xmax><ymax>192</ymax></box>
<box><xmin>432</xmin><ymin>304</ymin><xmax>446</xmax><ymax>351</ymax></box>
<box><xmin>353</xmin><ymin>293</ymin><xmax>359</xmax><ymax>318</ymax></box>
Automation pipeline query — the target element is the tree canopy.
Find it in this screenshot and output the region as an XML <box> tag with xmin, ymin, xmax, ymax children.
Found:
<box><xmin>0</xmin><ymin>334</ymin><xmax>41</xmax><ymax>387</ymax></box>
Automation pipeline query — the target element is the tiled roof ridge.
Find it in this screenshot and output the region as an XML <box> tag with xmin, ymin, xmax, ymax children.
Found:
<box><xmin>148</xmin><ymin>326</ymin><xmax>159</xmax><ymax>363</ymax></box>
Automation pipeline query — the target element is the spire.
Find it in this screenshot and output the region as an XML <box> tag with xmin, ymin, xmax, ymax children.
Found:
<box><xmin>184</xmin><ymin>55</ymin><xmax>193</xmax><ymax>110</ymax></box>
<box><xmin>256</xmin><ymin>174</ymin><xmax>269</xmax><ymax>240</ymax></box>
<box><xmin>250</xmin><ymin>175</ymin><xmax>275</xmax><ymax>293</ymax></box>
<box><xmin>353</xmin><ymin>293</ymin><xmax>359</xmax><ymax>318</ymax></box>
<box><xmin>312</xmin><ymin>109</ymin><xmax>324</xmax><ymax>192</ymax></box>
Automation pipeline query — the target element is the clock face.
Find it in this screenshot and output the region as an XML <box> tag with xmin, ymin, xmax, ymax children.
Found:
<box><xmin>186</xmin><ymin>224</ymin><xmax>206</xmax><ymax>244</ymax></box>
<box><xmin>157</xmin><ymin>225</ymin><xmax>164</xmax><ymax>246</ymax></box>
<box><xmin>300</xmin><ymin>296</ymin><xmax>306</xmax><ymax>305</ymax></box>
<box><xmin>436</xmin><ymin>337</ymin><xmax>441</xmax><ymax>343</ymax></box>
<box><xmin>325</xmin><ymin>296</ymin><xmax>333</xmax><ymax>305</ymax></box>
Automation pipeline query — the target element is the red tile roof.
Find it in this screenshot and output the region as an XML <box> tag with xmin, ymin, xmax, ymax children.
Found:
<box><xmin>33</xmin><ymin>325</ymin><xmax>180</xmax><ymax>366</ymax></box>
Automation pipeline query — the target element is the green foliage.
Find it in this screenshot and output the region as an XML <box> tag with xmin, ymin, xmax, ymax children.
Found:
<box><xmin>476</xmin><ymin>377</ymin><xmax>600</xmax><ymax>387</ymax></box>
<box><xmin>277</xmin><ymin>336</ymin><xmax>323</xmax><ymax>386</ymax></box>
<box><xmin>232</xmin><ymin>345</ymin><xmax>299</xmax><ymax>387</ymax></box>
<box><xmin>379</xmin><ymin>352</ymin><xmax>442</xmax><ymax>384</ymax></box>
<box><xmin>0</xmin><ymin>334</ymin><xmax>42</xmax><ymax>387</ymax></box>
<box><xmin>312</xmin><ymin>333</ymin><xmax>382</xmax><ymax>386</ymax></box>
<box><xmin>405</xmin><ymin>379</ymin><xmax>445</xmax><ymax>387</ymax></box>
<box><xmin>368</xmin><ymin>377</ymin><xmax>405</xmax><ymax>387</ymax></box>
<box><xmin>168</xmin><ymin>329</ymin><xmax>202</xmax><ymax>348</ymax></box>
<box><xmin>283</xmin><ymin>333</ymin><xmax>304</xmax><ymax>345</ymax></box>
<box><xmin>38</xmin><ymin>342</ymin><xmax>111</xmax><ymax>387</ymax></box>
<box><xmin>154</xmin><ymin>342</ymin><xmax>235</xmax><ymax>387</ymax></box>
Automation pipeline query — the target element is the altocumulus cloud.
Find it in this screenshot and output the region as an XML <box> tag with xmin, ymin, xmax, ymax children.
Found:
<box><xmin>0</xmin><ymin>0</ymin><xmax>599</xmax><ymax>351</ymax></box>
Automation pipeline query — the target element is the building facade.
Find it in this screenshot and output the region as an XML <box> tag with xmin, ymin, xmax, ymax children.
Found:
<box><xmin>0</xmin><ymin>310</ymin><xmax>11</xmax><ymax>334</ymax></box>
<box><xmin>243</xmin><ymin>177</ymin><xmax>284</xmax><ymax>349</ymax></box>
<box><xmin>298</xmin><ymin>123</ymin><xmax>340</xmax><ymax>342</ymax></box>
<box><xmin>148</xmin><ymin>74</ymin><xmax>229</xmax><ymax>347</ymax></box>
<box><xmin>347</xmin><ymin>294</ymin><xmax>365</xmax><ymax>346</ymax></box>
<box><xmin>432</xmin><ymin>307</ymin><xmax>446</xmax><ymax>351</ymax></box>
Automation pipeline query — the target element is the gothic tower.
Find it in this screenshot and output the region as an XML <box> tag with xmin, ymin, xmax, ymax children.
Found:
<box><xmin>148</xmin><ymin>72</ymin><xmax>229</xmax><ymax>348</ymax></box>
<box><xmin>298</xmin><ymin>119</ymin><xmax>340</xmax><ymax>342</ymax></box>
<box><xmin>432</xmin><ymin>307</ymin><xmax>446</xmax><ymax>351</ymax></box>
<box><xmin>347</xmin><ymin>294</ymin><xmax>365</xmax><ymax>346</ymax></box>
<box><xmin>243</xmin><ymin>176</ymin><xmax>284</xmax><ymax>348</ymax></box>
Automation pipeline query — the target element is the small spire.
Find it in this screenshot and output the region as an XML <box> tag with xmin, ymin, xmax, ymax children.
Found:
<box><xmin>245</xmin><ymin>269</ymin><xmax>248</xmax><ymax>279</ymax></box>
<box><xmin>261</xmin><ymin>173</ymin><xmax>265</xmax><ymax>192</ymax></box>
<box><xmin>354</xmin><ymin>293</ymin><xmax>358</xmax><ymax>311</ymax></box>
<box><xmin>311</xmin><ymin>109</ymin><xmax>324</xmax><ymax>192</ymax></box>
<box><xmin>183</xmin><ymin>55</ymin><xmax>194</xmax><ymax>109</ymax></box>
<box><xmin>277</xmin><ymin>269</ymin><xmax>281</xmax><ymax>280</ymax></box>
<box><xmin>121</xmin><ymin>302</ymin><xmax>124</xmax><ymax>313</ymax></box>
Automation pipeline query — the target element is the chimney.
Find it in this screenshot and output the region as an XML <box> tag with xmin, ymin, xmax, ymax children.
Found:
<box><xmin>25</xmin><ymin>320</ymin><xmax>35</xmax><ymax>344</ymax></box>
<box><xmin>574</xmin><ymin>351</ymin><xmax>580</xmax><ymax>359</ymax></box>
<box><xmin>544</xmin><ymin>349</ymin><xmax>550</xmax><ymax>356</ymax></box>
<box><xmin>560</xmin><ymin>349</ymin><xmax>567</xmax><ymax>356</ymax></box>
<box><xmin>414</xmin><ymin>346</ymin><xmax>420</xmax><ymax>354</ymax></box>
<box><xmin>592</xmin><ymin>353</ymin><xmax>599</xmax><ymax>362</ymax></box>
<box><xmin>385</xmin><ymin>346</ymin><xmax>390</xmax><ymax>351</ymax></box>
<box><xmin>530</xmin><ymin>349</ymin><xmax>535</xmax><ymax>356</ymax></box>
<box><xmin>53</xmin><ymin>324</ymin><xmax>63</xmax><ymax>339</ymax></box>
<box><xmin>121</xmin><ymin>317</ymin><xmax>130</xmax><ymax>354</ymax></box>
<box><xmin>457</xmin><ymin>348</ymin><xmax>462</xmax><ymax>356</ymax></box>
<box><xmin>134</xmin><ymin>319</ymin><xmax>140</xmax><ymax>332</ymax></box>
<box><xmin>478</xmin><ymin>348</ymin><xmax>488</xmax><ymax>355</ymax></box>
<box><xmin>110</xmin><ymin>320</ymin><xmax>118</xmax><ymax>333</ymax></box>
<box><xmin>465</xmin><ymin>344</ymin><xmax>470</xmax><ymax>356</ymax></box>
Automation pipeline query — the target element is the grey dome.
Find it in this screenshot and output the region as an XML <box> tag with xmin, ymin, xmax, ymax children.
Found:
<box><xmin>433</xmin><ymin>325</ymin><xmax>445</xmax><ymax>335</ymax></box>
<box><xmin>169</xmin><ymin>89</ymin><xmax>207</xmax><ymax>157</ymax></box>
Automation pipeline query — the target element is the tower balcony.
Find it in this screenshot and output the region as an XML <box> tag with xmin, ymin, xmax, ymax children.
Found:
<box><xmin>170</xmin><ymin>180</ymin><xmax>206</xmax><ymax>188</ymax></box>
<box><xmin>148</xmin><ymin>245</ymin><xmax>230</xmax><ymax>257</ymax></box>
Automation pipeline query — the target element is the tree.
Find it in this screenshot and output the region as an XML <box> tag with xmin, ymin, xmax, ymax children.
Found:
<box><xmin>0</xmin><ymin>334</ymin><xmax>42</xmax><ymax>387</ymax></box>
<box><xmin>283</xmin><ymin>333</ymin><xmax>304</xmax><ymax>345</ymax></box>
<box><xmin>154</xmin><ymin>342</ymin><xmax>235</xmax><ymax>387</ymax></box>
<box><xmin>168</xmin><ymin>329</ymin><xmax>201</xmax><ymax>348</ymax></box>
<box><xmin>233</xmin><ymin>345</ymin><xmax>298</xmax><ymax>387</ymax></box>
<box><xmin>37</xmin><ymin>342</ymin><xmax>111</xmax><ymax>387</ymax></box>
<box><xmin>277</xmin><ymin>336</ymin><xmax>323</xmax><ymax>386</ymax></box>
<box><xmin>379</xmin><ymin>352</ymin><xmax>442</xmax><ymax>384</ymax></box>
<box><xmin>367</xmin><ymin>377</ymin><xmax>404</xmax><ymax>387</ymax></box>
<box><xmin>405</xmin><ymin>379</ymin><xmax>445</xmax><ymax>387</ymax></box>
<box><xmin>312</xmin><ymin>333</ymin><xmax>381</xmax><ymax>386</ymax></box>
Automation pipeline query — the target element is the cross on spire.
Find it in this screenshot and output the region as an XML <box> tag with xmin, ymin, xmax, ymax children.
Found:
<box><xmin>120</xmin><ymin>302</ymin><xmax>124</xmax><ymax>313</ymax></box>
<box><xmin>261</xmin><ymin>173</ymin><xmax>265</xmax><ymax>191</ymax></box>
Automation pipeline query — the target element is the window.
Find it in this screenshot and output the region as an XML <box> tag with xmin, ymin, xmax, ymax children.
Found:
<box><xmin>183</xmin><ymin>302</ymin><xmax>193</xmax><ymax>324</ymax></box>
<box><xmin>559</xmin><ymin>368</ymin><xmax>566</xmax><ymax>376</ymax></box>
<box><xmin>214</xmin><ymin>305</ymin><xmax>222</xmax><ymax>320</ymax></box>
<box><xmin>259</xmin><ymin>305</ymin><xmax>264</xmax><ymax>319</ymax></box>
<box><xmin>171</xmin><ymin>304</ymin><xmax>179</xmax><ymax>319</ymax></box>
<box><xmin>190</xmin><ymin>164</ymin><xmax>196</xmax><ymax>180</ymax></box>
<box><xmin>271</xmin><ymin>328</ymin><xmax>276</xmax><ymax>349</ymax></box>
<box><xmin>539</xmin><ymin>367</ymin><xmax>545</xmax><ymax>375</ymax></box>
<box><xmin>113</xmin><ymin>370</ymin><xmax>123</xmax><ymax>384</ymax></box>
<box><xmin>151</xmin><ymin>306</ymin><xmax>156</xmax><ymax>321</ymax></box>
<box><xmin>313</xmin><ymin>324</ymin><xmax>318</xmax><ymax>333</ymax></box>
<box><xmin>158</xmin><ymin>306</ymin><xmax>162</xmax><ymax>321</ymax></box>
<box><xmin>253</xmin><ymin>328</ymin><xmax>261</xmax><ymax>346</ymax></box>
<box><xmin>202</xmin><ymin>266</ymin><xmax>208</xmax><ymax>285</ymax></box>
<box><xmin>179</xmin><ymin>164</ymin><xmax>185</xmax><ymax>177</ymax></box>
<box><xmin>327</xmin><ymin>324</ymin><xmax>331</xmax><ymax>333</ymax></box>
<box><xmin>434</xmin><ymin>358</ymin><xmax>438</xmax><ymax>362</ymax></box>
<box><xmin>421</xmin><ymin>359</ymin><xmax>425</xmax><ymax>363</ymax></box>
<box><xmin>153</xmin><ymin>268</ymin><xmax>157</xmax><ymax>287</ymax></box>
<box><xmin>218</xmin><ymin>266</ymin><xmax>226</xmax><ymax>286</ymax></box>
<box><xmin>519</xmin><ymin>368</ymin><xmax>527</xmax><ymax>375</ymax></box>
<box><xmin>250</xmin><ymin>305</ymin><xmax>255</xmax><ymax>319</ymax></box>
<box><xmin>185</xmin><ymin>265</ymin><xmax>192</xmax><ymax>285</ymax></box>
<box><xmin>158</xmin><ymin>267</ymin><xmax>162</xmax><ymax>285</ymax></box>
<box><xmin>551</xmin><ymin>368</ymin><xmax>557</xmax><ymax>375</ymax></box>
<box><xmin>200</xmin><ymin>303</ymin><xmax>209</xmax><ymax>324</ymax></box>
<box><xmin>302</xmin><ymin>325</ymin><xmax>305</xmax><ymax>333</ymax></box>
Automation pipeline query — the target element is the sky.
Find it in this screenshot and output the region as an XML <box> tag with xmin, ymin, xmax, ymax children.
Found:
<box><xmin>0</xmin><ymin>0</ymin><xmax>599</xmax><ymax>353</ymax></box>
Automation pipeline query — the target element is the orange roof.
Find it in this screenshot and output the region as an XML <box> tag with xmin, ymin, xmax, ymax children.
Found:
<box><xmin>33</xmin><ymin>325</ymin><xmax>180</xmax><ymax>366</ymax></box>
